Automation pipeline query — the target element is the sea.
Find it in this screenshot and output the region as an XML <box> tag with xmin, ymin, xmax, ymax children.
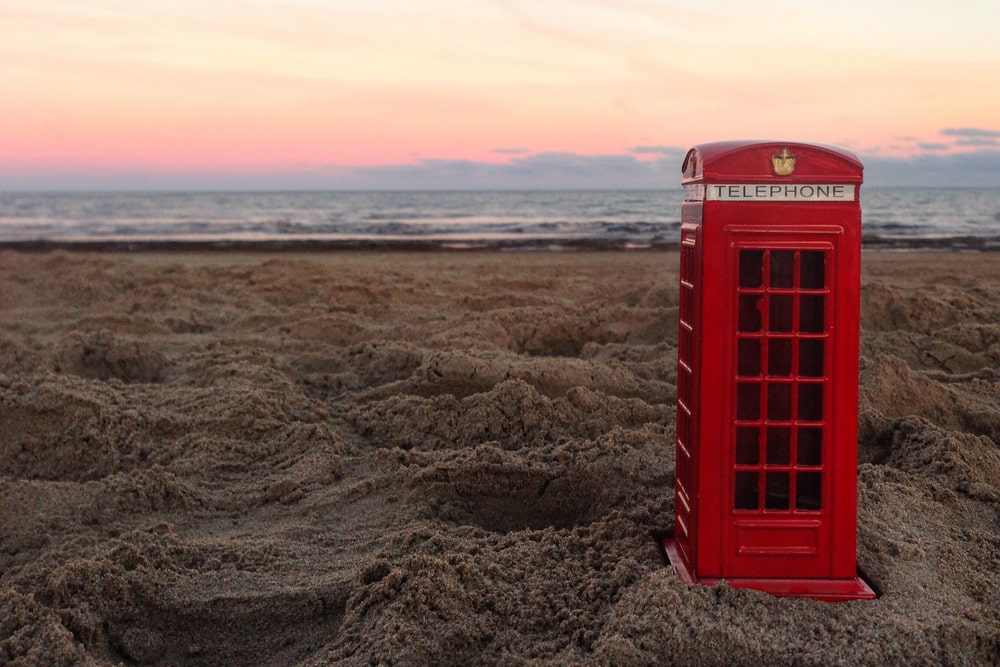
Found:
<box><xmin>0</xmin><ymin>188</ymin><xmax>998</xmax><ymax>249</ymax></box>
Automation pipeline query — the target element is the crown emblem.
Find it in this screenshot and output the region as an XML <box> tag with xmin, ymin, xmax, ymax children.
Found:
<box><xmin>771</xmin><ymin>148</ymin><xmax>796</xmax><ymax>176</ymax></box>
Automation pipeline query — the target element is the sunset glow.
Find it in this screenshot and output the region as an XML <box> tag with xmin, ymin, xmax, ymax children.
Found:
<box><xmin>3</xmin><ymin>0</ymin><xmax>1000</xmax><ymax>188</ymax></box>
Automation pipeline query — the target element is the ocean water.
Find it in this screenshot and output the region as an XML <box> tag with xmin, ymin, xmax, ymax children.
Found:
<box><xmin>0</xmin><ymin>188</ymin><xmax>997</xmax><ymax>246</ymax></box>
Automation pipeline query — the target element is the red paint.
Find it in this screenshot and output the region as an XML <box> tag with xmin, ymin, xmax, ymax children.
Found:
<box><xmin>664</xmin><ymin>140</ymin><xmax>876</xmax><ymax>602</ymax></box>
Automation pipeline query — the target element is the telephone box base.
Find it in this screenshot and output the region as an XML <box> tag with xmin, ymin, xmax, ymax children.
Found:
<box><xmin>662</xmin><ymin>538</ymin><xmax>877</xmax><ymax>602</ymax></box>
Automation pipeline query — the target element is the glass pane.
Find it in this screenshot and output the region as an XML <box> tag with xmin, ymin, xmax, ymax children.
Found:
<box><xmin>767</xmin><ymin>383</ymin><xmax>792</xmax><ymax>421</ymax></box>
<box><xmin>739</xmin><ymin>295</ymin><xmax>762</xmax><ymax>332</ymax></box>
<box><xmin>798</xmin><ymin>427</ymin><xmax>823</xmax><ymax>465</ymax></box>
<box><xmin>680</xmin><ymin>287</ymin><xmax>692</xmax><ymax>322</ymax></box>
<box><xmin>738</xmin><ymin>339</ymin><xmax>761</xmax><ymax>376</ymax></box>
<box><xmin>681</xmin><ymin>244</ymin><xmax>694</xmax><ymax>281</ymax></box>
<box><xmin>737</xmin><ymin>382</ymin><xmax>760</xmax><ymax>420</ymax></box>
<box><xmin>769</xmin><ymin>295</ymin><xmax>793</xmax><ymax>332</ymax></box>
<box><xmin>736</xmin><ymin>427</ymin><xmax>759</xmax><ymax>464</ymax></box>
<box><xmin>800</xmin><ymin>295</ymin><xmax>825</xmax><ymax>333</ymax></box>
<box><xmin>798</xmin><ymin>384</ymin><xmax>824</xmax><ymax>421</ymax></box>
<box><xmin>679</xmin><ymin>327</ymin><xmax>692</xmax><ymax>364</ymax></box>
<box><xmin>765</xmin><ymin>472</ymin><xmax>790</xmax><ymax>510</ymax></box>
<box><xmin>676</xmin><ymin>446</ymin><xmax>687</xmax><ymax>485</ymax></box>
<box><xmin>770</xmin><ymin>251</ymin><xmax>795</xmax><ymax>287</ymax></box>
<box><xmin>739</xmin><ymin>250</ymin><xmax>763</xmax><ymax>288</ymax></box>
<box><xmin>735</xmin><ymin>472</ymin><xmax>759</xmax><ymax>510</ymax></box>
<box><xmin>768</xmin><ymin>339</ymin><xmax>792</xmax><ymax>376</ymax></box>
<box><xmin>800</xmin><ymin>251</ymin><xmax>826</xmax><ymax>289</ymax></box>
<box><xmin>766</xmin><ymin>428</ymin><xmax>791</xmax><ymax>464</ymax></box>
<box><xmin>796</xmin><ymin>472</ymin><xmax>822</xmax><ymax>510</ymax></box>
<box><xmin>799</xmin><ymin>339</ymin><xmax>824</xmax><ymax>377</ymax></box>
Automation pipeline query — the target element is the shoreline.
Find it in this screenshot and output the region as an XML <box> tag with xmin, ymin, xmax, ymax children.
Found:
<box><xmin>2</xmin><ymin>233</ymin><xmax>999</xmax><ymax>254</ymax></box>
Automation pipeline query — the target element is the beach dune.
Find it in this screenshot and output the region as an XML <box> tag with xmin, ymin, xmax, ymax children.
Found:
<box><xmin>1</xmin><ymin>249</ymin><xmax>998</xmax><ymax>665</ymax></box>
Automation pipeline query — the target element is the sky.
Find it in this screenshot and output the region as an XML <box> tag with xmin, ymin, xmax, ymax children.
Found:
<box><xmin>2</xmin><ymin>0</ymin><xmax>1000</xmax><ymax>190</ymax></box>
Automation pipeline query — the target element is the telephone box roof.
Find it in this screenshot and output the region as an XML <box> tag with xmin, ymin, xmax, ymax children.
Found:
<box><xmin>682</xmin><ymin>140</ymin><xmax>863</xmax><ymax>182</ymax></box>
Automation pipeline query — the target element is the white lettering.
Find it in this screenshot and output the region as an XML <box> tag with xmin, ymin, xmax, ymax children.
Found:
<box><xmin>701</xmin><ymin>184</ymin><xmax>856</xmax><ymax>202</ymax></box>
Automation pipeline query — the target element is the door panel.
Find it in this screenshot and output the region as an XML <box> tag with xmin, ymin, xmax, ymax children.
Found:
<box><xmin>724</xmin><ymin>238</ymin><xmax>837</xmax><ymax>579</ymax></box>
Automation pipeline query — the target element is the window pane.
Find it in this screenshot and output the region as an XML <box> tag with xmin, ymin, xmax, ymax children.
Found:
<box><xmin>679</xmin><ymin>327</ymin><xmax>692</xmax><ymax>364</ymax></box>
<box><xmin>680</xmin><ymin>287</ymin><xmax>692</xmax><ymax>322</ymax></box>
<box><xmin>735</xmin><ymin>472</ymin><xmax>759</xmax><ymax>510</ymax></box>
<box><xmin>798</xmin><ymin>384</ymin><xmax>824</xmax><ymax>421</ymax></box>
<box><xmin>770</xmin><ymin>251</ymin><xmax>795</xmax><ymax>287</ymax></box>
<box><xmin>766</xmin><ymin>427</ymin><xmax>791</xmax><ymax>464</ymax></box>
<box><xmin>678</xmin><ymin>407</ymin><xmax>689</xmax><ymax>447</ymax></box>
<box><xmin>681</xmin><ymin>243</ymin><xmax>695</xmax><ymax>281</ymax></box>
<box><xmin>798</xmin><ymin>428</ymin><xmax>823</xmax><ymax>465</ymax></box>
<box><xmin>737</xmin><ymin>382</ymin><xmax>760</xmax><ymax>420</ymax></box>
<box><xmin>796</xmin><ymin>472</ymin><xmax>822</xmax><ymax>510</ymax></box>
<box><xmin>769</xmin><ymin>295</ymin><xmax>793</xmax><ymax>332</ymax></box>
<box><xmin>799</xmin><ymin>339</ymin><xmax>824</xmax><ymax>377</ymax></box>
<box><xmin>765</xmin><ymin>472</ymin><xmax>790</xmax><ymax>510</ymax></box>
<box><xmin>767</xmin><ymin>383</ymin><xmax>792</xmax><ymax>421</ymax></box>
<box><xmin>738</xmin><ymin>339</ymin><xmax>761</xmax><ymax>376</ymax></box>
<box><xmin>800</xmin><ymin>251</ymin><xmax>826</xmax><ymax>289</ymax></box>
<box><xmin>739</xmin><ymin>250</ymin><xmax>763</xmax><ymax>288</ymax></box>
<box><xmin>768</xmin><ymin>338</ymin><xmax>792</xmax><ymax>376</ymax></box>
<box><xmin>800</xmin><ymin>295</ymin><xmax>825</xmax><ymax>333</ymax></box>
<box><xmin>736</xmin><ymin>427</ymin><xmax>759</xmax><ymax>464</ymax></box>
<box><xmin>739</xmin><ymin>295</ymin><xmax>762</xmax><ymax>332</ymax></box>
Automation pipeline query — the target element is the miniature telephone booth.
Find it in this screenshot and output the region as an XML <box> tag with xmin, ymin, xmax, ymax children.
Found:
<box><xmin>662</xmin><ymin>140</ymin><xmax>876</xmax><ymax>601</ymax></box>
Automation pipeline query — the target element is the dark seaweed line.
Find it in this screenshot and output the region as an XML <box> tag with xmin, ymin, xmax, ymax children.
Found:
<box><xmin>1</xmin><ymin>235</ymin><xmax>999</xmax><ymax>253</ymax></box>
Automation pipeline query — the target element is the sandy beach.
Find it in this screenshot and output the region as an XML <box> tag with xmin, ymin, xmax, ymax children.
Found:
<box><xmin>1</xmin><ymin>248</ymin><xmax>998</xmax><ymax>665</ymax></box>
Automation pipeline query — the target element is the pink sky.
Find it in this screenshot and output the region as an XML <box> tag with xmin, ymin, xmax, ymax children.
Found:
<box><xmin>3</xmin><ymin>0</ymin><xmax>1000</xmax><ymax>188</ymax></box>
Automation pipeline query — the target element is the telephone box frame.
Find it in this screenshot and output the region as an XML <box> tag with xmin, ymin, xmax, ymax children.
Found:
<box><xmin>663</xmin><ymin>140</ymin><xmax>876</xmax><ymax>601</ymax></box>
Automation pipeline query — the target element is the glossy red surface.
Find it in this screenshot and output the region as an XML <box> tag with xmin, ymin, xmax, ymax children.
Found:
<box><xmin>669</xmin><ymin>141</ymin><xmax>874</xmax><ymax>601</ymax></box>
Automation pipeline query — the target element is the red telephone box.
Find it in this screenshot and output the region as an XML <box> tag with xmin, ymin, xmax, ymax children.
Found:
<box><xmin>663</xmin><ymin>140</ymin><xmax>876</xmax><ymax>601</ymax></box>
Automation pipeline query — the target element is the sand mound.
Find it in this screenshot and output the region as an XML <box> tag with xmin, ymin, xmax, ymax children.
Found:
<box><xmin>53</xmin><ymin>329</ymin><xmax>168</xmax><ymax>383</ymax></box>
<box><xmin>0</xmin><ymin>373</ymin><xmax>133</xmax><ymax>482</ymax></box>
<box><xmin>860</xmin><ymin>353</ymin><xmax>1000</xmax><ymax>444</ymax></box>
<box><xmin>349</xmin><ymin>379</ymin><xmax>667</xmax><ymax>453</ymax></box>
<box><xmin>884</xmin><ymin>418</ymin><xmax>1000</xmax><ymax>501</ymax></box>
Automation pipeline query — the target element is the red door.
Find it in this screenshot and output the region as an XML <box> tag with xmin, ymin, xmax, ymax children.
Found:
<box><xmin>723</xmin><ymin>235</ymin><xmax>840</xmax><ymax>579</ymax></box>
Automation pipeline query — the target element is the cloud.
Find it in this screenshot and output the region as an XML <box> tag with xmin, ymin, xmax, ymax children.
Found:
<box><xmin>939</xmin><ymin>127</ymin><xmax>1000</xmax><ymax>139</ymax></box>
<box><xmin>301</xmin><ymin>152</ymin><xmax>679</xmax><ymax>190</ymax></box>
<box><xmin>935</xmin><ymin>127</ymin><xmax>1000</xmax><ymax>150</ymax></box>
<box><xmin>4</xmin><ymin>148</ymin><xmax>999</xmax><ymax>191</ymax></box>
<box><xmin>628</xmin><ymin>145</ymin><xmax>686</xmax><ymax>157</ymax></box>
<box><xmin>861</xmin><ymin>149</ymin><xmax>1000</xmax><ymax>187</ymax></box>
<box><xmin>491</xmin><ymin>148</ymin><xmax>530</xmax><ymax>155</ymax></box>
<box><xmin>328</xmin><ymin>149</ymin><xmax>1000</xmax><ymax>189</ymax></box>
<box><xmin>917</xmin><ymin>143</ymin><xmax>950</xmax><ymax>151</ymax></box>
<box><xmin>954</xmin><ymin>137</ymin><xmax>1000</xmax><ymax>147</ymax></box>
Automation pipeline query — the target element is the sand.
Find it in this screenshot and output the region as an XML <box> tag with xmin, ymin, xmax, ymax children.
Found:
<box><xmin>0</xmin><ymin>249</ymin><xmax>997</xmax><ymax>666</ymax></box>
